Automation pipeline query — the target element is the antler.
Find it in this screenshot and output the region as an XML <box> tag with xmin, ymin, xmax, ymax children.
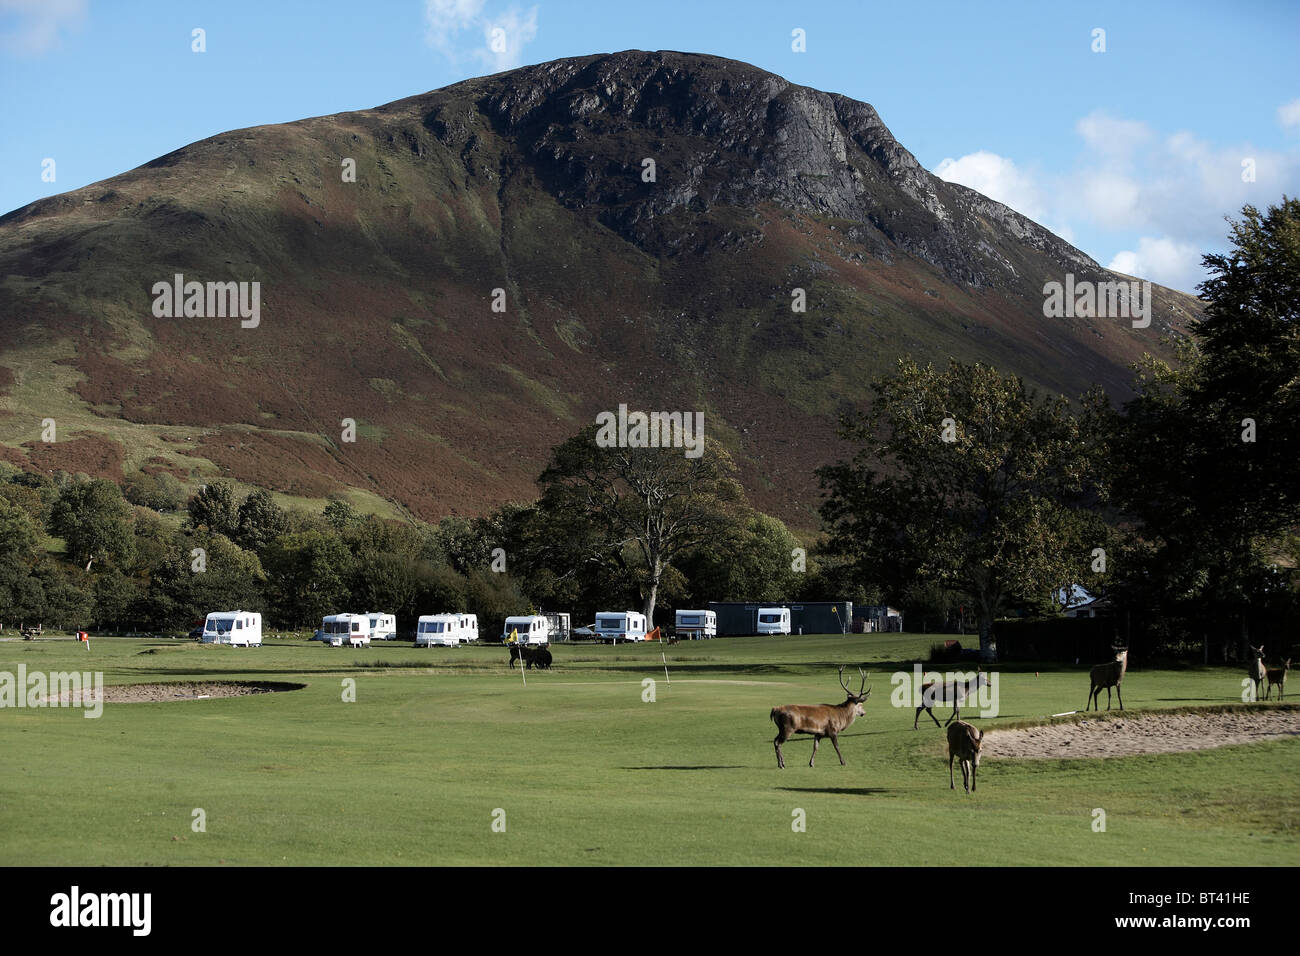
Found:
<box><xmin>838</xmin><ymin>665</ymin><xmax>852</xmax><ymax>696</ymax></box>
<box><xmin>859</xmin><ymin>666</ymin><xmax>871</xmax><ymax>699</ymax></box>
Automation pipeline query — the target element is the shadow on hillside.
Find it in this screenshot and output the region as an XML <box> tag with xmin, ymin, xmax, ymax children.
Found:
<box><xmin>776</xmin><ymin>787</ymin><xmax>893</xmax><ymax>796</ymax></box>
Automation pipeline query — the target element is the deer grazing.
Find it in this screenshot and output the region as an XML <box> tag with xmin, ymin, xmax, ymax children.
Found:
<box><xmin>1247</xmin><ymin>645</ymin><xmax>1266</xmax><ymax>701</ymax></box>
<box><xmin>1085</xmin><ymin>647</ymin><xmax>1128</xmax><ymax>711</ymax></box>
<box><xmin>947</xmin><ymin>720</ymin><xmax>984</xmax><ymax>793</ymax></box>
<box><xmin>914</xmin><ymin>667</ymin><xmax>989</xmax><ymax>729</ymax></box>
<box><xmin>1264</xmin><ymin>657</ymin><xmax>1290</xmax><ymax>701</ymax></box>
<box><xmin>770</xmin><ymin>666</ymin><xmax>871</xmax><ymax>769</ymax></box>
<box><xmin>509</xmin><ymin>645</ymin><xmax>552</xmax><ymax>670</ymax></box>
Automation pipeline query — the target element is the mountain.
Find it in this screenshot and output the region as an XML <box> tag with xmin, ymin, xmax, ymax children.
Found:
<box><xmin>0</xmin><ymin>51</ymin><xmax>1199</xmax><ymax>529</ymax></box>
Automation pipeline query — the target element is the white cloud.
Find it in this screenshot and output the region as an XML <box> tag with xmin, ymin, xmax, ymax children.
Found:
<box><xmin>478</xmin><ymin>6</ymin><xmax>538</xmax><ymax>71</ymax></box>
<box><xmin>1279</xmin><ymin>98</ymin><xmax>1300</xmax><ymax>133</ymax></box>
<box><xmin>424</xmin><ymin>0</ymin><xmax>537</xmax><ymax>72</ymax></box>
<box><xmin>1108</xmin><ymin>237</ymin><xmax>1204</xmax><ymax>294</ymax></box>
<box><xmin>0</xmin><ymin>0</ymin><xmax>86</xmax><ymax>56</ymax></box>
<box><xmin>930</xmin><ymin>107</ymin><xmax>1300</xmax><ymax>292</ymax></box>
<box><xmin>934</xmin><ymin>151</ymin><xmax>1047</xmax><ymax>221</ymax></box>
<box><xmin>1075</xmin><ymin>111</ymin><xmax>1152</xmax><ymax>161</ymax></box>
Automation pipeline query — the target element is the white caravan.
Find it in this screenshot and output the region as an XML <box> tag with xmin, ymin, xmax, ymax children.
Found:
<box><xmin>756</xmin><ymin>607</ymin><xmax>792</xmax><ymax>636</ymax></box>
<box><xmin>675</xmin><ymin>609</ymin><xmax>717</xmax><ymax>639</ymax></box>
<box><xmin>202</xmin><ymin>611</ymin><xmax>263</xmax><ymax>647</ymax></box>
<box><xmin>416</xmin><ymin>613</ymin><xmax>480</xmax><ymax>647</ymax></box>
<box><xmin>503</xmin><ymin>615</ymin><xmax>550</xmax><ymax>645</ymax></box>
<box><xmin>595</xmin><ymin>611</ymin><xmax>649</xmax><ymax>643</ymax></box>
<box><xmin>367</xmin><ymin>612</ymin><xmax>398</xmax><ymax>641</ymax></box>
<box><xmin>321</xmin><ymin>613</ymin><xmax>372</xmax><ymax>647</ymax></box>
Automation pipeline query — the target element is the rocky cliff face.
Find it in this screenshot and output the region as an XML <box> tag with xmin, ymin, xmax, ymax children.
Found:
<box><xmin>0</xmin><ymin>51</ymin><xmax>1198</xmax><ymax>527</ymax></box>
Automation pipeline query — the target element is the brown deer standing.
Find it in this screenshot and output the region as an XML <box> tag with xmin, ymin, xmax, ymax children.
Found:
<box><xmin>770</xmin><ymin>666</ymin><xmax>871</xmax><ymax>769</ymax></box>
<box><xmin>914</xmin><ymin>667</ymin><xmax>989</xmax><ymax>729</ymax></box>
<box><xmin>1085</xmin><ymin>647</ymin><xmax>1128</xmax><ymax>711</ymax></box>
<box><xmin>1264</xmin><ymin>657</ymin><xmax>1290</xmax><ymax>701</ymax></box>
<box><xmin>947</xmin><ymin>720</ymin><xmax>984</xmax><ymax>792</ymax></box>
<box><xmin>1247</xmin><ymin>645</ymin><xmax>1266</xmax><ymax>702</ymax></box>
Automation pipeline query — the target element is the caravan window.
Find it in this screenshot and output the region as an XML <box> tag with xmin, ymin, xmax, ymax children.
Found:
<box><xmin>681</xmin><ymin>615</ymin><xmax>701</xmax><ymax>625</ymax></box>
<box><xmin>759</xmin><ymin>613</ymin><xmax>783</xmax><ymax>624</ymax></box>
<box><xmin>235</xmin><ymin>620</ymin><xmax>242</xmax><ymax>630</ymax></box>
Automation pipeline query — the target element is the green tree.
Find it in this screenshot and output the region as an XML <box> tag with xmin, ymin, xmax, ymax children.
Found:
<box><xmin>819</xmin><ymin>359</ymin><xmax>1107</xmax><ymax>661</ymax></box>
<box><xmin>0</xmin><ymin>498</ymin><xmax>46</xmax><ymax>626</ymax></box>
<box><xmin>187</xmin><ymin>481</ymin><xmax>240</xmax><ymax>538</ymax></box>
<box><xmin>48</xmin><ymin>478</ymin><xmax>136</xmax><ymax>571</ymax></box>
<box><xmin>537</xmin><ymin>426</ymin><xmax>745</xmax><ymax>624</ymax></box>
<box><xmin>263</xmin><ymin>529</ymin><xmax>354</xmax><ymax>628</ymax></box>
<box><xmin>235</xmin><ymin>488</ymin><xmax>290</xmax><ymax>554</ymax></box>
<box><xmin>1105</xmin><ymin>198</ymin><xmax>1300</xmax><ymax>651</ymax></box>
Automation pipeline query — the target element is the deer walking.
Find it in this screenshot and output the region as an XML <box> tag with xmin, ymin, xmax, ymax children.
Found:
<box><xmin>1085</xmin><ymin>647</ymin><xmax>1128</xmax><ymax>711</ymax></box>
<box><xmin>947</xmin><ymin>720</ymin><xmax>984</xmax><ymax>792</ymax></box>
<box><xmin>770</xmin><ymin>666</ymin><xmax>871</xmax><ymax>769</ymax></box>
<box><xmin>1247</xmin><ymin>645</ymin><xmax>1266</xmax><ymax>702</ymax></box>
<box><xmin>914</xmin><ymin>667</ymin><xmax>989</xmax><ymax>729</ymax></box>
<box><xmin>1264</xmin><ymin>657</ymin><xmax>1290</xmax><ymax>701</ymax></box>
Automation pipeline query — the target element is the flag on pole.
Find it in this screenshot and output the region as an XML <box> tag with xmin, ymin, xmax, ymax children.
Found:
<box><xmin>506</xmin><ymin>627</ymin><xmax>519</xmax><ymax>644</ymax></box>
<box><xmin>648</xmin><ymin>626</ymin><xmax>661</xmax><ymax>643</ymax></box>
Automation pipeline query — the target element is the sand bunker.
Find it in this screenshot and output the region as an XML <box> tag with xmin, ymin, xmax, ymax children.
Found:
<box><xmin>51</xmin><ymin>681</ymin><xmax>304</xmax><ymax>704</ymax></box>
<box><xmin>985</xmin><ymin>709</ymin><xmax>1300</xmax><ymax>760</ymax></box>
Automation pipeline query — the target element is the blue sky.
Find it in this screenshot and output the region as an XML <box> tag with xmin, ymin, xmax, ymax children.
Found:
<box><xmin>2</xmin><ymin>0</ymin><xmax>1297</xmax><ymax>293</ymax></box>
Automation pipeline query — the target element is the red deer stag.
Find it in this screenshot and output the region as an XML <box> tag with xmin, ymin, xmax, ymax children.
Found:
<box><xmin>770</xmin><ymin>666</ymin><xmax>871</xmax><ymax>769</ymax></box>
<box><xmin>1264</xmin><ymin>657</ymin><xmax>1290</xmax><ymax>701</ymax></box>
<box><xmin>1085</xmin><ymin>647</ymin><xmax>1128</xmax><ymax>711</ymax></box>
<box><xmin>1248</xmin><ymin>645</ymin><xmax>1266</xmax><ymax>702</ymax></box>
<box><xmin>947</xmin><ymin>720</ymin><xmax>984</xmax><ymax>792</ymax></box>
<box><xmin>914</xmin><ymin>667</ymin><xmax>989</xmax><ymax>729</ymax></box>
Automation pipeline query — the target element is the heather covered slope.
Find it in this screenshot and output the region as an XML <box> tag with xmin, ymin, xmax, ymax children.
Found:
<box><xmin>0</xmin><ymin>51</ymin><xmax>1200</xmax><ymax>527</ymax></box>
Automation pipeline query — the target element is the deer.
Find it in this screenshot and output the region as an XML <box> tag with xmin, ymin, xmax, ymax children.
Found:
<box><xmin>1247</xmin><ymin>645</ymin><xmax>1266</xmax><ymax>702</ymax></box>
<box><xmin>509</xmin><ymin>645</ymin><xmax>552</xmax><ymax>670</ymax></box>
<box><xmin>947</xmin><ymin>720</ymin><xmax>984</xmax><ymax>793</ymax></box>
<box><xmin>1264</xmin><ymin>657</ymin><xmax>1290</xmax><ymax>701</ymax></box>
<box><xmin>770</xmin><ymin>666</ymin><xmax>871</xmax><ymax>769</ymax></box>
<box><xmin>1085</xmin><ymin>646</ymin><xmax>1128</xmax><ymax>711</ymax></box>
<box><xmin>914</xmin><ymin>667</ymin><xmax>990</xmax><ymax>729</ymax></box>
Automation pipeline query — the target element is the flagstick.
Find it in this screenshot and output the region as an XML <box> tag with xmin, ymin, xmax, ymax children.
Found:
<box><xmin>519</xmin><ymin>643</ymin><xmax>527</xmax><ymax>688</ymax></box>
<box><xmin>662</xmin><ymin>651</ymin><xmax>670</xmax><ymax>687</ymax></box>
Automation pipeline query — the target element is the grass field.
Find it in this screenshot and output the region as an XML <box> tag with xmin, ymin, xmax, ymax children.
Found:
<box><xmin>1</xmin><ymin>632</ymin><xmax>1297</xmax><ymax>866</ymax></box>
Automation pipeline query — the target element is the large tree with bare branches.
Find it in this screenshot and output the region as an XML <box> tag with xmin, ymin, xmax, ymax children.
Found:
<box><xmin>536</xmin><ymin>425</ymin><xmax>745</xmax><ymax>624</ymax></box>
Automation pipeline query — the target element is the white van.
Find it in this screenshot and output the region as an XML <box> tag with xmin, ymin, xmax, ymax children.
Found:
<box><xmin>417</xmin><ymin>613</ymin><xmax>479</xmax><ymax>647</ymax></box>
<box><xmin>320</xmin><ymin>613</ymin><xmax>372</xmax><ymax>647</ymax></box>
<box><xmin>756</xmin><ymin>607</ymin><xmax>791</xmax><ymax>636</ymax></box>
<box><xmin>202</xmin><ymin>610</ymin><xmax>262</xmax><ymax>647</ymax></box>
<box><xmin>503</xmin><ymin>615</ymin><xmax>549</xmax><ymax>645</ymax></box>
<box><xmin>367</xmin><ymin>612</ymin><xmax>397</xmax><ymax>641</ymax></box>
<box><xmin>595</xmin><ymin>611</ymin><xmax>648</xmax><ymax>643</ymax></box>
<box><xmin>675</xmin><ymin>609</ymin><xmax>717</xmax><ymax>639</ymax></box>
